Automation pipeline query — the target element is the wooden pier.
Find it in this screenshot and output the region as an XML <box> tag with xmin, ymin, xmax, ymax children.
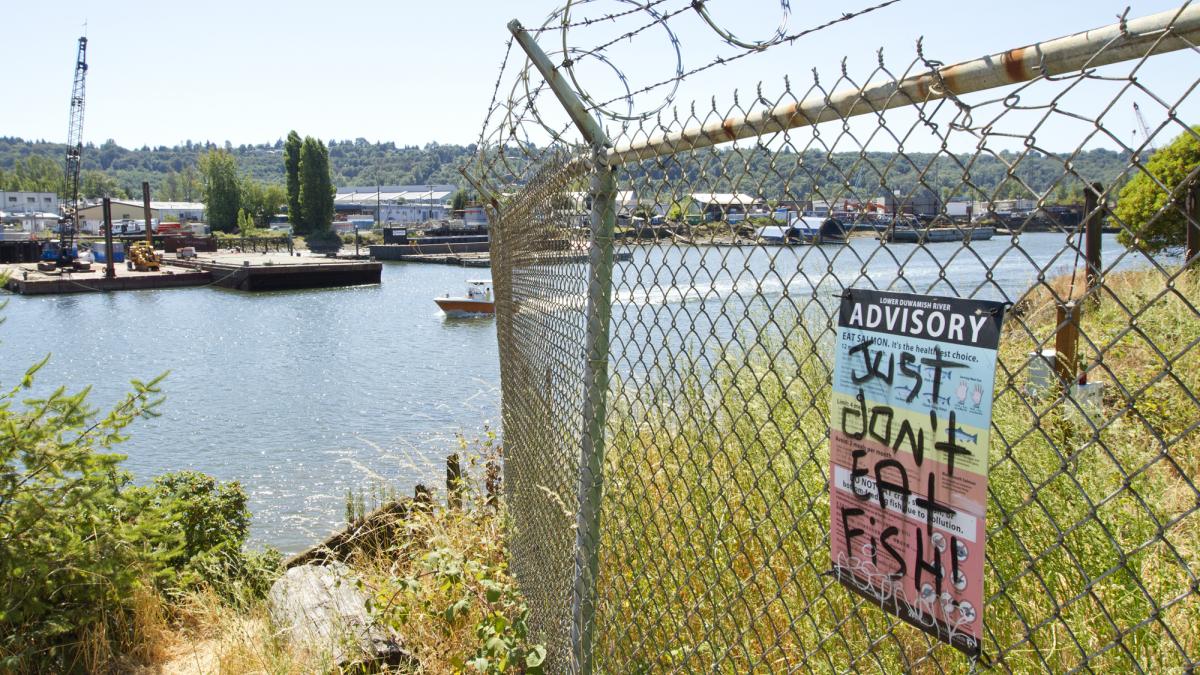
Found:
<box><xmin>372</xmin><ymin>249</ymin><xmax>633</xmax><ymax>268</ymax></box>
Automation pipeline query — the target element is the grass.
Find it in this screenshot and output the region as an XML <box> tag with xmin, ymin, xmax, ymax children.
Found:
<box><xmin>591</xmin><ymin>266</ymin><xmax>1199</xmax><ymax>672</ymax></box>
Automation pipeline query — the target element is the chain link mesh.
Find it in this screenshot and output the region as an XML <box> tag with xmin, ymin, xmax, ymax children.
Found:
<box><xmin>475</xmin><ymin>3</ymin><xmax>1200</xmax><ymax>671</ymax></box>
<box><xmin>491</xmin><ymin>150</ymin><xmax>593</xmax><ymax>668</ymax></box>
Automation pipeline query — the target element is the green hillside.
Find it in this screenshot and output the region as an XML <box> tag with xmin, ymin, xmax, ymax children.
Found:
<box><xmin>0</xmin><ymin>136</ymin><xmax>1132</xmax><ymax>205</ymax></box>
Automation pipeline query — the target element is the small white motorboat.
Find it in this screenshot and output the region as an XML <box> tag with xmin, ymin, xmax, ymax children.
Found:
<box><xmin>435</xmin><ymin>279</ymin><xmax>494</xmax><ymax>317</ymax></box>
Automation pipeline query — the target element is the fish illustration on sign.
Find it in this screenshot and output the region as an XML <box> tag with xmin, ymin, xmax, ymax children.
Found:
<box><xmin>953</xmin><ymin>428</ymin><xmax>978</xmax><ymax>445</ymax></box>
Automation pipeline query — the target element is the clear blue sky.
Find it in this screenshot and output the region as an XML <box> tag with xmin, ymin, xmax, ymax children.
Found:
<box><xmin>1</xmin><ymin>0</ymin><xmax>1190</xmax><ymax>149</ymax></box>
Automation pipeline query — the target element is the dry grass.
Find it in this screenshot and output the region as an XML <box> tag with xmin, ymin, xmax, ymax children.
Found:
<box><xmin>122</xmin><ymin>586</ymin><xmax>334</xmax><ymax>675</ymax></box>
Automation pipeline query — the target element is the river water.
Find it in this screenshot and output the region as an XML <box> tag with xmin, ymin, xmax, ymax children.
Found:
<box><xmin>0</xmin><ymin>232</ymin><xmax>1160</xmax><ymax>552</ymax></box>
<box><xmin>0</xmin><ymin>261</ymin><xmax>502</xmax><ymax>553</ymax></box>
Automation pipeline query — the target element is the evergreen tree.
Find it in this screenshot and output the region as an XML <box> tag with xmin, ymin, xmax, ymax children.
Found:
<box><xmin>284</xmin><ymin>131</ymin><xmax>302</xmax><ymax>230</ymax></box>
<box><xmin>198</xmin><ymin>149</ymin><xmax>241</xmax><ymax>232</ymax></box>
<box><xmin>298</xmin><ymin>136</ymin><xmax>334</xmax><ymax>236</ymax></box>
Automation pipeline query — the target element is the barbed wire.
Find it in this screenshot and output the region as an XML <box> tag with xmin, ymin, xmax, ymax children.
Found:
<box><xmin>528</xmin><ymin>0</ymin><xmax>677</xmax><ymax>33</ymax></box>
<box><xmin>582</xmin><ymin>0</ymin><xmax>907</xmax><ymax>118</ymax></box>
<box><xmin>469</xmin><ymin>0</ymin><xmax>909</xmax><ymax>195</ymax></box>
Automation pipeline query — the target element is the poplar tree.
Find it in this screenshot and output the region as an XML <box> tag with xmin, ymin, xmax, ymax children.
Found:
<box><xmin>298</xmin><ymin>136</ymin><xmax>334</xmax><ymax>235</ymax></box>
<box><xmin>284</xmin><ymin>130</ymin><xmax>302</xmax><ymax>231</ymax></box>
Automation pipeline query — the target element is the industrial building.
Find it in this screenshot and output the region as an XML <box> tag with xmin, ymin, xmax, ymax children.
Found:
<box><xmin>74</xmin><ymin>200</ymin><xmax>206</xmax><ymax>233</ymax></box>
<box><xmin>76</xmin><ymin>200</ymin><xmax>158</xmax><ymax>233</ymax></box>
<box><xmin>1</xmin><ymin>191</ymin><xmax>59</xmax><ymax>214</ymax></box>
<box><xmin>883</xmin><ymin>186</ymin><xmax>943</xmax><ymax>217</ymax></box>
<box><xmin>1</xmin><ymin>191</ymin><xmax>60</xmax><ymax>231</ymax></box>
<box><xmin>334</xmin><ymin>185</ymin><xmax>457</xmax><ymax>225</ymax></box>
<box><xmin>690</xmin><ymin>193</ymin><xmax>762</xmax><ymax>221</ymax></box>
<box><xmin>152</xmin><ymin>201</ymin><xmax>206</xmax><ymax>222</ymax></box>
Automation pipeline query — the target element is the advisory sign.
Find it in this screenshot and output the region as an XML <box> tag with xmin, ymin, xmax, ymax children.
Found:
<box><xmin>829</xmin><ymin>289</ymin><xmax>1006</xmax><ymax>656</ymax></box>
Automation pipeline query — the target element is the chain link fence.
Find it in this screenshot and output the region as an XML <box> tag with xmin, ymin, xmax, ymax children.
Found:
<box><xmin>470</xmin><ymin>3</ymin><xmax>1200</xmax><ymax>671</ymax></box>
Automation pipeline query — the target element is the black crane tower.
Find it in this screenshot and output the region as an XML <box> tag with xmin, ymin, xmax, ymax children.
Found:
<box><xmin>59</xmin><ymin>36</ymin><xmax>88</xmax><ymax>265</ymax></box>
<box><xmin>1133</xmin><ymin>102</ymin><xmax>1157</xmax><ymax>153</ymax></box>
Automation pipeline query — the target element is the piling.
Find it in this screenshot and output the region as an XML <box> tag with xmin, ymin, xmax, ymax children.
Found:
<box><xmin>446</xmin><ymin>453</ymin><xmax>463</xmax><ymax>509</ymax></box>
<box><xmin>142</xmin><ymin>182</ymin><xmax>154</xmax><ymax>248</ymax></box>
<box><xmin>1084</xmin><ymin>182</ymin><xmax>1104</xmax><ymax>299</ymax></box>
<box><xmin>486</xmin><ymin>460</ymin><xmax>501</xmax><ymax>509</ymax></box>
<box><xmin>414</xmin><ymin>484</ymin><xmax>433</xmax><ymax>512</ymax></box>
<box><xmin>103</xmin><ymin>198</ymin><xmax>115</xmax><ymax>279</ymax></box>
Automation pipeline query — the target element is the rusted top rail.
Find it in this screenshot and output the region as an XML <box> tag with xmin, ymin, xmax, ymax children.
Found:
<box><xmin>608</xmin><ymin>4</ymin><xmax>1200</xmax><ymax>165</ymax></box>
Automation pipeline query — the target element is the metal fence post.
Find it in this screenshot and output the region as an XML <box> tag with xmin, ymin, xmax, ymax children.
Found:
<box><xmin>509</xmin><ymin>19</ymin><xmax>615</xmax><ymax>675</ymax></box>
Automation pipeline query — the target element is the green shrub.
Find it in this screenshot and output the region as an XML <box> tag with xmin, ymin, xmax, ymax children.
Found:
<box><xmin>0</xmin><ymin>360</ymin><xmax>277</xmax><ymax>669</ymax></box>
<box><xmin>305</xmin><ymin>228</ymin><xmax>343</xmax><ymax>253</ymax></box>
<box><xmin>339</xmin><ymin>230</ymin><xmax>382</xmax><ymax>246</ymax></box>
<box><xmin>128</xmin><ymin>470</ymin><xmax>278</xmax><ymax>597</ymax></box>
<box><xmin>0</xmin><ymin>366</ymin><xmax>172</xmax><ymax>669</ymax></box>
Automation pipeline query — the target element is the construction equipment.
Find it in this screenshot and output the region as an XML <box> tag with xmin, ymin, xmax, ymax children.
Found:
<box><xmin>52</xmin><ymin>35</ymin><xmax>89</xmax><ymax>268</ymax></box>
<box><xmin>127</xmin><ymin>241</ymin><xmax>160</xmax><ymax>271</ymax></box>
<box><xmin>1133</xmin><ymin>102</ymin><xmax>1156</xmax><ymax>151</ymax></box>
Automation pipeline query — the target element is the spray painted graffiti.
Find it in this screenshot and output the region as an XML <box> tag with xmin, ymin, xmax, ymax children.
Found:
<box><xmin>828</xmin><ymin>289</ymin><xmax>1006</xmax><ymax>656</ymax></box>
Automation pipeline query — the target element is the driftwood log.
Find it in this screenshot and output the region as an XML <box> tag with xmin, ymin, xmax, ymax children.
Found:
<box><xmin>284</xmin><ymin>488</ymin><xmax>433</xmax><ymax>568</ymax></box>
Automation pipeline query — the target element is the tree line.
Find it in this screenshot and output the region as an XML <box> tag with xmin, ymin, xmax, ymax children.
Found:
<box><xmin>2</xmin><ymin>136</ymin><xmax>1134</xmax><ymax>206</ymax></box>
<box><xmin>197</xmin><ymin>131</ymin><xmax>334</xmax><ymax>241</ymax></box>
<box><xmin>0</xmin><ymin>136</ymin><xmax>475</xmax><ymax>200</ymax></box>
<box><xmin>4</xmin><ymin>133</ymin><xmax>1196</xmax><ymax>251</ymax></box>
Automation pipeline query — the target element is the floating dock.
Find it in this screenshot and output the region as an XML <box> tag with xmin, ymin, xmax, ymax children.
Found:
<box><xmin>1</xmin><ymin>262</ymin><xmax>212</xmax><ymax>295</ymax></box>
<box><xmin>372</xmin><ymin>249</ymin><xmax>634</xmax><ymax>267</ymax></box>
<box><xmin>883</xmin><ymin>226</ymin><xmax>996</xmax><ymax>244</ymax></box>
<box><xmin>1</xmin><ymin>252</ymin><xmax>381</xmax><ymax>295</ymax></box>
<box><xmin>165</xmin><ymin>252</ymin><xmax>381</xmax><ymax>291</ymax></box>
<box><xmin>391</xmin><ymin>252</ymin><xmax>493</xmax><ymax>267</ymax></box>
<box><xmin>370</xmin><ymin>240</ymin><xmax>491</xmax><ymax>261</ymax></box>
